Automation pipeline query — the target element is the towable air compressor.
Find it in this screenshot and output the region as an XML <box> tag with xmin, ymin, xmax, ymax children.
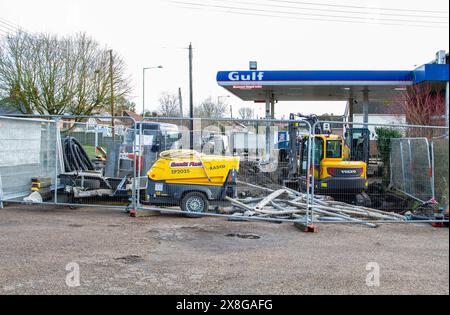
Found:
<box><xmin>147</xmin><ymin>150</ymin><xmax>240</xmax><ymax>215</ymax></box>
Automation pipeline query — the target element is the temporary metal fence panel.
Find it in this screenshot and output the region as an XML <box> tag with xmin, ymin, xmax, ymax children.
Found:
<box><xmin>0</xmin><ymin>115</ymin><xmax>138</xmax><ymax>211</ymax></box>
<box><xmin>56</xmin><ymin>116</ymin><xmax>137</xmax><ymax>209</ymax></box>
<box><xmin>0</xmin><ymin>116</ymin><xmax>59</xmax><ymax>203</ymax></box>
<box><xmin>431</xmin><ymin>138</ymin><xmax>449</xmax><ymax>207</ymax></box>
<box><xmin>137</xmin><ymin>117</ymin><xmax>313</xmax><ymax>224</ymax></box>
<box><xmin>309</xmin><ymin>120</ymin><xmax>449</xmax><ymax>226</ymax></box>
<box><xmin>390</xmin><ymin>138</ymin><xmax>434</xmax><ymax>203</ymax></box>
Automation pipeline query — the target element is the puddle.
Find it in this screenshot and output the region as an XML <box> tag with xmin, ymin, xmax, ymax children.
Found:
<box><xmin>68</xmin><ymin>224</ymin><xmax>84</xmax><ymax>228</ymax></box>
<box><xmin>114</xmin><ymin>255</ymin><xmax>144</xmax><ymax>264</ymax></box>
<box><xmin>226</xmin><ymin>233</ymin><xmax>261</xmax><ymax>240</ymax></box>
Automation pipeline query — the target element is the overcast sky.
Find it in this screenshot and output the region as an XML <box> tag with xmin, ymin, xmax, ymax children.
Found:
<box><xmin>0</xmin><ymin>0</ymin><xmax>448</xmax><ymax>118</ymax></box>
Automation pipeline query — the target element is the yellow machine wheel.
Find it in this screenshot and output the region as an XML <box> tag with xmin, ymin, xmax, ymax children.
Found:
<box><xmin>181</xmin><ymin>192</ymin><xmax>209</xmax><ymax>218</ymax></box>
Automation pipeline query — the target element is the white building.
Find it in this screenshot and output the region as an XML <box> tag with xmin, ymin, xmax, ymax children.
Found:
<box><xmin>345</xmin><ymin>101</ymin><xmax>406</xmax><ymax>140</ymax></box>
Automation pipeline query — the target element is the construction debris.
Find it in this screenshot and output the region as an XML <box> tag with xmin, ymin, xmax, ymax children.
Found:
<box><xmin>23</xmin><ymin>191</ymin><xmax>43</xmax><ymax>204</ymax></box>
<box><xmin>31</xmin><ymin>177</ymin><xmax>52</xmax><ymax>201</ymax></box>
<box><xmin>224</xmin><ymin>180</ymin><xmax>407</xmax><ymax>228</ymax></box>
<box><xmin>254</xmin><ymin>189</ymin><xmax>288</xmax><ymax>211</ymax></box>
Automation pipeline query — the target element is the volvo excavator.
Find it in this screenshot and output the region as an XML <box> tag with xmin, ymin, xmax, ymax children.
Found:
<box><xmin>284</xmin><ymin>113</ymin><xmax>372</xmax><ymax>207</ymax></box>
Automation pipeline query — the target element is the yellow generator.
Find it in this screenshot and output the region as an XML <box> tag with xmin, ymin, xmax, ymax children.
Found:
<box><xmin>147</xmin><ymin>150</ymin><xmax>240</xmax><ymax>215</ymax></box>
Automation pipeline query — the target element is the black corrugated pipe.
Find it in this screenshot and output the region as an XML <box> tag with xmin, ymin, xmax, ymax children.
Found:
<box><xmin>62</xmin><ymin>137</ymin><xmax>95</xmax><ymax>172</ymax></box>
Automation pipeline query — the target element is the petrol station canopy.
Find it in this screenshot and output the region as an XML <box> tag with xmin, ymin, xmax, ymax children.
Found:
<box><xmin>216</xmin><ymin>64</ymin><xmax>449</xmax><ymax>102</ymax></box>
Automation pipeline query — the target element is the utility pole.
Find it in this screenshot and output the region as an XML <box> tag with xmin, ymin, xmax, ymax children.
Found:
<box><xmin>178</xmin><ymin>87</ymin><xmax>183</xmax><ymax>117</ymax></box>
<box><xmin>189</xmin><ymin>43</ymin><xmax>194</xmax><ymax>149</ymax></box>
<box><xmin>108</xmin><ymin>49</ymin><xmax>115</xmax><ymax>141</ymax></box>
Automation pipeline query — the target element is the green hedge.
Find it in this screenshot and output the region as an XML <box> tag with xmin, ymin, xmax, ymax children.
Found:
<box><xmin>375</xmin><ymin>127</ymin><xmax>403</xmax><ymax>185</ymax></box>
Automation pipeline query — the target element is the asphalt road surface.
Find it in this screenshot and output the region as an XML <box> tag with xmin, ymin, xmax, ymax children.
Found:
<box><xmin>0</xmin><ymin>204</ymin><xmax>448</xmax><ymax>295</ymax></box>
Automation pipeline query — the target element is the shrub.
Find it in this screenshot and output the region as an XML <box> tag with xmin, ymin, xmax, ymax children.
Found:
<box><xmin>375</xmin><ymin>127</ymin><xmax>403</xmax><ymax>185</ymax></box>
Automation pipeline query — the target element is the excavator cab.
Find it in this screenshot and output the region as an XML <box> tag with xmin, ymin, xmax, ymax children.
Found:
<box><xmin>344</xmin><ymin>128</ymin><xmax>370</xmax><ymax>165</ymax></box>
<box><xmin>286</xmin><ymin>113</ymin><xmax>371</xmax><ymax>206</ymax></box>
<box><xmin>299</xmin><ymin>134</ymin><xmax>369</xmax><ymax>198</ymax></box>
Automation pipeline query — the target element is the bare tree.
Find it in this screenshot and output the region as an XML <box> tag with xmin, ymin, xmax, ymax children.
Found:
<box><xmin>238</xmin><ymin>106</ymin><xmax>255</xmax><ymax>120</ymax></box>
<box><xmin>398</xmin><ymin>84</ymin><xmax>445</xmax><ymax>138</ymax></box>
<box><xmin>194</xmin><ymin>96</ymin><xmax>228</xmax><ymax>118</ymax></box>
<box><xmin>0</xmin><ymin>32</ymin><xmax>131</xmax><ymax>116</ymax></box>
<box><xmin>400</xmin><ymin>84</ymin><xmax>445</xmax><ymax>125</ymax></box>
<box><xmin>157</xmin><ymin>92</ymin><xmax>181</xmax><ymax>117</ymax></box>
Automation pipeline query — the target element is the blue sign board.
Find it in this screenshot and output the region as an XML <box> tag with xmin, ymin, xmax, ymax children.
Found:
<box><xmin>217</xmin><ymin>65</ymin><xmax>448</xmax><ymax>85</ymax></box>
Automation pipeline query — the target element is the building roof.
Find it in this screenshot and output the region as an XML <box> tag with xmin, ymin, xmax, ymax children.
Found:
<box><xmin>218</xmin><ymin>120</ymin><xmax>247</xmax><ymax>131</ymax></box>
<box><xmin>122</xmin><ymin>110</ymin><xmax>142</xmax><ymax>122</ymax></box>
<box><xmin>95</xmin><ymin>115</ymin><xmax>113</xmax><ymax>123</ymax></box>
<box><xmin>351</xmin><ymin>101</ymin><xmax>405</xmax><ymax>115</ymax></box>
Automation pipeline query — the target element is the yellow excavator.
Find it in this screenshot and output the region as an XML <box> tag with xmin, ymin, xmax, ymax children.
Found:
<box><xmin>287</xmin><ymin>114</ymin><xmax>371</xmax><ymax>207</ymax></box>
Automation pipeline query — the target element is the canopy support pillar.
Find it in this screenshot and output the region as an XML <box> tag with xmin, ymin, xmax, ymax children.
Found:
<box><xmin>264</xmin><ymin>92</ymin><xmax>274</xmax><ymax>162</ymax></box>
<box><xmin>363</xmin><ymin>89</ymin><xmax>369</xmax><ymax>128</ymax></box>
<box><xmin>348</xmin><ymin>97</ymin><xmax>354</xmax><ymax>124</ymax></box>
<box><xmin>271</xmin><ymin>97</ymin><xmax>275</xmax><ymax>119</ymax></box>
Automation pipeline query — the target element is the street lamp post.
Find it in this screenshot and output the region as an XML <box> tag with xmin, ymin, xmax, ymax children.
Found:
<box><xmin>142</xmin><ymin>65</ymin><xmax>163</xmax><ymax>117</ymax></box>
